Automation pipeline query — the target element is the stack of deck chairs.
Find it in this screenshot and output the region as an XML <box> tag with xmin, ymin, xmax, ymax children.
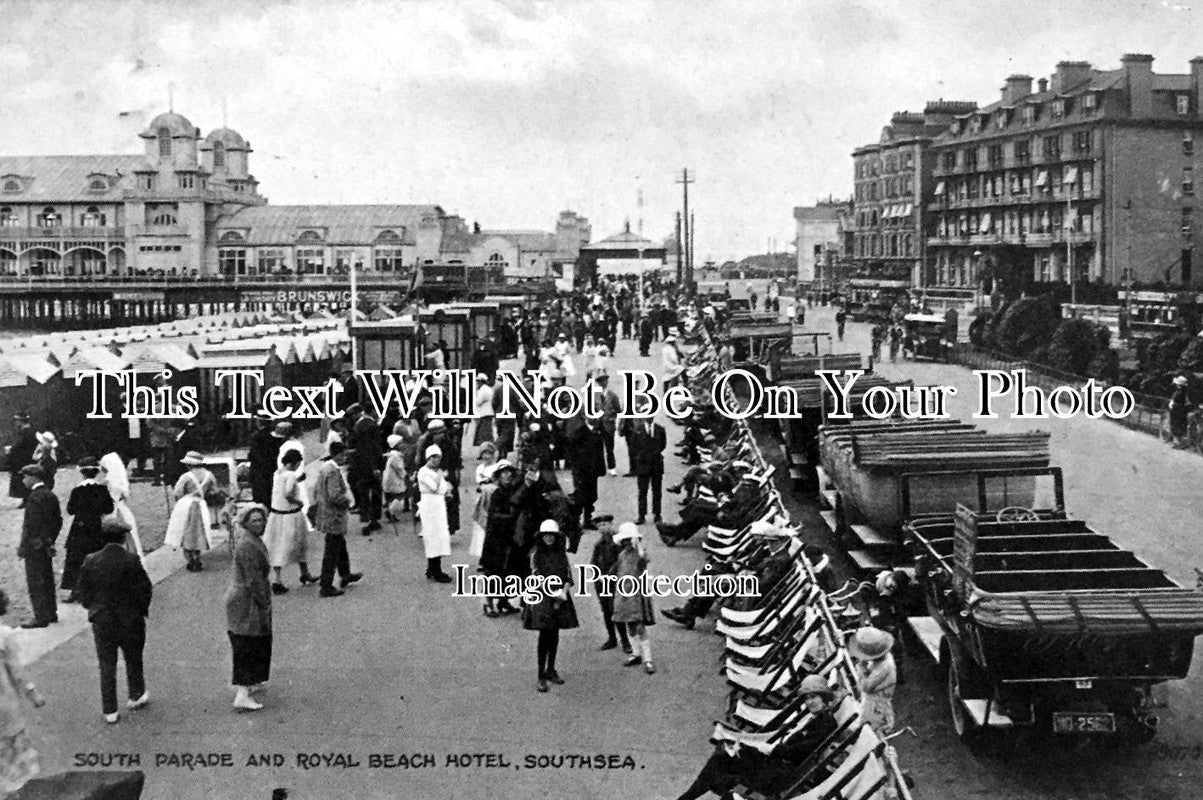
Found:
<box><xmin>676</xmin><ymin>321</ymin><xmax>911</xmax><ymax>800</ymax></box>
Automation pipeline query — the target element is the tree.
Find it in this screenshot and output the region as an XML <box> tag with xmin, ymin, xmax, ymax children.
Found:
<box><xmin>1047</xmin><ymin>318</ymin><xmax>1100</xmax><ymax>376</ymax></box>
<box><xmin>989</xmin><ymin>296</ymin><xmax>1059</xmax><ymax>358</ymax></box>
<box><xmin>1176</xmin><ymin>334</ymin><xmax>1203</xmax><ymax>375</ymax></box>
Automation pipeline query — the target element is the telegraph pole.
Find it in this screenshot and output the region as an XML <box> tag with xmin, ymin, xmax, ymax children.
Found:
<box><xmin>675</xmin><ymin>211</ymin><xmax>683</xmax><ymax>283</ymax></box>
<box><xmin>676</xmin><ymin>169</ymin><xmax>695</xmax><ymax>289</ymax></box>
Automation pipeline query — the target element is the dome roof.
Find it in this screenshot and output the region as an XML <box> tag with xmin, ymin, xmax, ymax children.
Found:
<box><xmin>144</xmin><ymin>111</ymin><xmax>197</xmax><ymax>138</ymax></box>
<box><xmin>204</xmin><ymin>127</ymin><xmax>247</xmax><ymax>148</ymax></box>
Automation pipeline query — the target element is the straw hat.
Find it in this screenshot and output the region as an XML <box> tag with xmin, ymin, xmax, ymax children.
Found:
<box><xmin>848</xmin><ymin>627</ymin><xmax>895</xmax><ymax>660</ymax></box>
<box><xmin>1174</xmin><ymin>375</ymin><xmax>1188</xmax><ymax>386</ymax></box>
<box><xmin>427</xmin><ymin>418</ymin><xmax>446</xmax><ymax>430</ymax></box>
<box><xmin>180</xmin><ymin>451</ymin><xmax>205</xmax><ymax>466</ymax></box>
<box><xmin>798</xmin><ymin>674</ymin><xmax>835</xmax><ymax>700</ymax></box>
<box><xmin>750</xmin><ymin>520</ymin><xmax>788</xmax><ymax>538</ymax></box>
<box><xmin>37</xmin><ymin>431</ymin><xmax>57</xmax><ymax>447</ymax></box>
<box><xmin>424</xmin><ymin>444</ymin><xmax>442</xmax><ymax>459</ymax></box>
<box><xmin>387</xmin><ymin>434</ymin><xmax>403</xmax><ymax>449</ymax></box>
<box><xmin>539</xmin><ymin>518</ymin><xmax>560</xmax><ymax>533</ymax></box>
<box><xmin>613</xmin><ymin>522</ymin><xmax>642</xmax><ymax>543</ymax></box>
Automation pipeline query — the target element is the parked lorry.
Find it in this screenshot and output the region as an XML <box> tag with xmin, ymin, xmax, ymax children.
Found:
<box><xmin>905</xmin><ymin>504</ymin><xmax>1203</xmax><ymax>746</ymax></box>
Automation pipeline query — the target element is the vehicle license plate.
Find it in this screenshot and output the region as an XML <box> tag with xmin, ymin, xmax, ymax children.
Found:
<box><xmin>1052</xmin><ymin>712</ymin><xmax>1115</xmax><ymax>733</ymax></box>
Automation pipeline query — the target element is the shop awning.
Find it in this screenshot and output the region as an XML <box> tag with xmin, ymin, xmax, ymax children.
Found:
<box><xmin>934</xmin><ymin>181</ymin><xmax>946</xmax><ymax>196</ymax></box>
<box><xmin>980</xmin><ymin>213</ymin><xmax>993</xmax><ymax>231</ymax></box>
<box><xmin>1064</xmin><ymin>166</ymin><xmax>1079</xmax><ymax>184</ymax></box>
<box><xmin>1035</xmin><ymin>170</ymin><xmax>1049</xmax><ymax>188</ymax></box>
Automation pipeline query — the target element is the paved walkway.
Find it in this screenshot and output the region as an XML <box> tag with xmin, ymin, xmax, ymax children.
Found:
<box><xmin>18</xmin><ymin>338</ymin><xmax>726</xmax><ymax>799</ymax></box>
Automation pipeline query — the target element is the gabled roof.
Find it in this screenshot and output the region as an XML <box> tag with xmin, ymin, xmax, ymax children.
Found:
<box><xmin>0</xmin><ymin>155</ymin><xmax>147</xmax><ymax>203</ymax></box>
<box><xmin>583</xmin><ymin>227</ymin><xmax>662</xmax><ymax>252</ymax></box>
<box><xmin>214</xmin><ymin>205</ymin><xmax>439</xmax><ymax>246</ymax></box>
<box><xmin>1</xmin><ymin>354</ymin><xmax>60</xmax><ymax>384</ymax></box>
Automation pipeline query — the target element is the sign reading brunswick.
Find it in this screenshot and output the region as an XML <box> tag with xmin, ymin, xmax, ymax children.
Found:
<box><xmin>242</xmin><ymin>289</ymin><xmax>353</xmax><ymax>305</ymax></box>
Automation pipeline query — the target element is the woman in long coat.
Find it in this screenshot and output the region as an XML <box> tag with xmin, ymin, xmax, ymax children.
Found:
<box><xmin>416</xmin><ymin>444</ymin><xmax>452</xmax><ymax>583</ymax></box>
<box><xmin>61</xmin><ymin>457</ymin><xmax>114</xmax><ymax>601</ymax></box>
<box><xmin>225</xmin><ymin>504</ymin><xmax>272</xmax><ymax>712</ymax></box>
<box><xmin>263</xmin><ymin>449</ymin><xmax>316</xmax><ymax>594</ymax></box>
<box><xmin>164</xmin><ymin>451</ymin><xmax>215</xmax><ymax>572</ymax></box>
<box><xmin>522</xmin><ymin>519</ymin><xmax>579</xmax><ymax>693</ymax></box>
<box><xmin>610</xmin><ymin>523</ymin><xmax>656</xmax><ymax>674</ymax></box>
<box><xmin>481</xmin><ymin>461</ymin><xmax>528</xmax><ymax>615</ymax></box>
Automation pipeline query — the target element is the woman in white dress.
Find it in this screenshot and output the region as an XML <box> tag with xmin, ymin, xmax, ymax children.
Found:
<box><xmin>164</xmin><ymin>451</ymin><xmax>215</xmax><ymax>572</ymax></box>
<box><xmin>417</xmin><ymin>444</ymin><xmax>452</xmax><ymax>583</ymax></box>
<box><xmin>99</xmin><ymin>452</ymin><xmax>144</xmax><ymax>563</ymax></box>
<box><xmin>262</xmin><ymin>449</ymin><xmax>317</xmax><ymax>594</ymax></box>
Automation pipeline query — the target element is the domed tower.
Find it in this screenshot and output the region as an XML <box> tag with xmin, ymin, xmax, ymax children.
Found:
<box><xmin>201</xmin><ymin>127</ymin><xmax>259</xmax><ymax>198</ymax></box>
<box><xmin>139</xmin><ymin>111</ymin><xmax>200</xmax><ymax>170</ymax></box>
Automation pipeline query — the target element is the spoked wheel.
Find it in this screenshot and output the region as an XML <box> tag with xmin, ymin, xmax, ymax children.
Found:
<box><xmin>947</xmin><ymin>657</ymin><xmax>980</xmax><ymax>744</ymax></box>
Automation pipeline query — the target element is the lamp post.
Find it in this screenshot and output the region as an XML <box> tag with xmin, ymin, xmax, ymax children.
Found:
<box><xmin>350</xmin><ymin>258</ymin><xmax>360</xmax><ymax>372</ymax></box>
<box><xmin>972</xmin><ymin>249</ymin><xmax>984</xmax><ymax>310</ymax></box>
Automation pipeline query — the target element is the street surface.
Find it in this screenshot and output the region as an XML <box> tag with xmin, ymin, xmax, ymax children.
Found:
<box><xmin>10</xmin><ymin>339</ymin><xmax>729</xmax><ymax>800</ymax></box>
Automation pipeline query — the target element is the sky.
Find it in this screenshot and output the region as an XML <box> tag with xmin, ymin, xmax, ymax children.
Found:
<box><xmin>1</xmin><ymin>0</ymin><xmax>1201</xmax><ymax>261</ymax></box>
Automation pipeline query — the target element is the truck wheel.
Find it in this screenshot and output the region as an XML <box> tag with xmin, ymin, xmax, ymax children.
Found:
<box><xmin>947</xmin><ymin>657</ymin><xmax>982</xmax><ymax>745</ymax></box>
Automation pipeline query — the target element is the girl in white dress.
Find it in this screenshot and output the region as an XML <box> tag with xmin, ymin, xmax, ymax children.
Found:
<box><xmin>262</xmin><ymin>449</ymin><xmax>316</xmax><ymax>594</ymax></box>
<box><xmin>417</xmin><ymin>445</ymin><xmax>452</xmax><ymax>583</ymax></box>
<box><xmin>165</xmin><ymin>451</ymin><xmax>215</xmax><ymax>572</ymax></box>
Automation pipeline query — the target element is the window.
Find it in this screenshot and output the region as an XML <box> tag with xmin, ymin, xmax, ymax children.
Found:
<box><xmin>213</xmin><ymin>142</ymin><xmax>226</xmax><ymax>169</ymax></box>
<box><xmin>1183</xmin><ymin>207</ymin><xmax>1194</xmax><ymax>237</ymax></box>
<box><xmin>0</xmin><ymin>207</ymin><xmax>16</xmax><ymax>226</ymax></box>
<box><xmin>1043</xmin><ymin>135</ymin><xmax>1062</xmax><ymax>159</ymax></box>
<box><xmin>1073</xmin><ymin>131</ymin><xmax>1092</xmax><ymax>153</ymax></box>
<box><xmin>138</xmin><ymin>175</ymin><xmax>155</xmax><ymax>191</ymax></box>
<box><xmin>1185</xmin><ymin>167</ymin><xmax>1195</xmax><ymax>196</ymax></box>
<box><xmin>1023</xmin><ymin>105</ymin><xmax>1037</xmax><ymax>125</ymax></box>
<box><xmin>297</xmin><ymin>230</ymin><xmax>323</xmax><ymax>244</ymax></box>
<box><xmin>81</xmin><ymin>206</ymin><xmax>106</xmax><ymax>227</ymax></box>
<box><xmin>219</xmin><ymin>248</ymin><xmax>247</xmax><ymax>276</ymax></box>
<box><xmin>485</xmin><ymin>252</ymin><xmax>509</xmax><ymax>271</ymax></box>
<box><xmin>257</xmin><ymin>249</ymin><xmax>287</xmax><ymax>275</ymax></box>
<box><xmin>1082</xmin><ymin>93</ymin><xmax>1097</xmax><ymax>112</ymax></box>
<box><xmin>942</xmin><ymin>152</ymin><xmax>956</xmax><ymax>172</ymax></box>
<box><xmin>1185</xmin><ymin>131</ymin><xmax>1194</xmax><ymax>156</ymax></box>
<box><xmin>375</xmin><ymin>246</ymin><xmax>404</xmax><ymax>272</ymax></box>
<box><xmin>178</xmin><ymin>174</ymin><xmax>194</xmax><ymax>189</ymax></box>
<box><xmin>965</xmin><ymin>149</ymin><xmax>978</xmax><ymax>171</ymax></box>
<box><xmin>1014</xmin><ymin>140</ymin><xmax>1031</xmax><ymax>164</ymax></box>
<box><xmin>1052</xmin><ymin>99</ymin><xmax>1066</xmax><ymax>119</ymax></box>
<box><xmin>150</xmin><ymin>211</ymin><xmax>177</xmax><ymax>226</ymax></box>
<box><xmin>1177</xmin><ymin>94</ymin><xmax>1191</xmax><ymax>115</ymax></box>
<box><xmin>333</xmin><ymin>249</ymin><xmax>358</xmax><ymax>275</ymax></box>
<box><xmin>987</xmin><ymin>144</ymin><xmax>1004</xmax><ymax>168</ymax></box>
<box><xmin>1</xmin><ymin>180</ymin><xmax>18</xmax><ymax>193</ymax></box>
<box><xmin>158</xmin><ymin>127</ymin><xmax>172</xmax><ymax>158</ymax></box>
<box><xmin>38</xmin><ymin>207</ymin><xmax>60</xmax><ymax>227</ymax></box>
<box><xmin>969</xmin><ymin>116</ymin><xmax>982</xmax><ymax>134</ymax></box>
<box><xmin>296</xmin><ymin>247</ymin><xmax>325</xmax><ymax>275</ymax></box>
<box><xmin>89</xmin><ymin>178</ymin><xmax>107</xmax><ymax>192</ymax></box>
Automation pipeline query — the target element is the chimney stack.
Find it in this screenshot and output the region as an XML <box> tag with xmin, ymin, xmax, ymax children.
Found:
<box><xmin>1037</xmin><ymin>78</ymin><xmax>1048</xmax><ymax>93</ymax></box>
<box><xmin>1192</xmin><ymin>56</ymin><xmax>1203</xmax><ymax>117</ymax></box>
<box><xmin>1001</xmin><ymin>74</ymin><xmax>1034</xmax><ymax>105</ymax></box>
<box><xmin>1121</xmin><ymin>53</ymin><xmax>1155</xmax><ymax>118</ymax></box>
<box><xmin>1053</xmin><ymin>60</ymin><xmax>1094</xmax><ymax>93</ymax></box>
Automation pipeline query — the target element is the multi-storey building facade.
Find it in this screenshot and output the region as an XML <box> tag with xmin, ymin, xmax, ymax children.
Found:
<box><xmin>927</xmin><ymin>55</ymin><xmax>1203</xmax><ymax>297</ymax></box>
<box><xmin>0</xmin><ymin>110</ymin><xmax>589</xmax><ymax>286</ymax></box>
<box><xmin>793</xmin><ymin>199</ymin><xmax>849</xmax><ymax>286</ymax></box>
<box><xmin>850</xmin><ymin>102</ymin><xmax>976</xmax><ymax>313</ymax></box>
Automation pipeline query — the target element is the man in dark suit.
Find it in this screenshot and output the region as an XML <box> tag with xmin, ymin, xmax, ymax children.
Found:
<box><xmin>17</xmin><ymin>464</ymin><xmax>60</xmax><ymax>628</ymax></box>
<box><xmin>75</xmin><ymin>524</ymin><xmax>154</xmax><ymax>723</ymax></box>
<box><xmin>8</xmin><ymin>412</ymin><xmax>38</xmax><ymax>504</ymax></box>
<box><xmin>567</xmin><ymin>416</ymin><xmax>607</xmax><ymax>530</ymax></box>
<box><xmin>628</xmin><ymin>407</ymin><xmax>666</xmax><ymax>525</ymax></box>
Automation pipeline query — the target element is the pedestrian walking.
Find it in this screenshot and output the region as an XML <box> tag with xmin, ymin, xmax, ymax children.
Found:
<box><xmin>382</xmin><ymin>434</ymin><xmax>408</xmax><ymax>523</ymax></box>
<box><xmin>263</xmin><ymin>449</ymin><xmax>317</xmax><ymax>594</ymax></box>
<box><xmin>849</xmin><ymin>626</ymin><xmax>897</xmax><ymax>735</ymax></box>
<box><xmin>225</xmin><ymin>504</ymin><xmax>273</xmax><ymax>712</ymax></box>
<box><xmin>611</xmin><ymin>522</ymin><xmax>656</xmax><ymax>674</ymax></box>
<box><xmin>589</xmin><ymin>371</ymin><xmax>621</xmax><ymax>476</ymax></box>
<box><xmin>472</xmin><ymin>373</ymin><xmax>495</xmax><ymax>447</ymax></box>
<box><xmin>628</xmin><ymin>410</ymin><xmax>666</xmax><ymax>525</ymax></box>
<box><xmin>567</xmin><ymin>416</ymin><xmax>606</xmax><ymax>530</ymax></box>
<box><xmin>75</xmin><ymin>522</ymin><xmax>153</xmax><ymax>724</ymax></box>
<box><xmin>247</xmin><ymin>418</ymin><xmax>286</xmax><ymax>507</ymax></box>
<box><xmin>588</xmin><ymin>516</ymin><xmax>631</xmax><ymax>653</ymax></box>
<box><xmin>835</xmin><ymin>307</ymin><xmax>847</xmax><ymax>341</ymax></box>
<box><xmin>7</xmin><ymin>413</ymin><xmax>37</xmax><ymax>506</ymax></box>
<box><xmin>99</xmin><ymin>452</ymin><xmax>143</xmax><ymax>562</ymax></box>
<box><xmin>313</xmin><ymin>442</ymin><xmax>362</xmax><ymax>598</ymax></box>
<box><xmin>471</xmin><ymin>443</ymin><xmax>498</xmax><ymax>567</ymax></box>
<box><xmin>164</xmin><ymin>451</ymin><xmax>216</xmax><ymax>572</ymax></box>
<box><xmin>417</xmin><ymin>444</ymin><xmax>453</xmax><ymax>583</ymax></box>
<box><xmin>61</xmin><ymin>456</ymin><xmax>114</xmax><ymax>603</ymax></box>
<box><xmin>31</xmin><ymin>432</ymin><xmax>57</xmax><ymax>490</ymax></box>
<box><xmin>0</xmin><ymin>590</ymin><xmax>45</xmax><ymax>793</ymax></box>
<box><xmin>523</xmin><ymin>519</ymin><xmax>579</xmax><ymax>693</ymax></box>
<box><xmin>16</xmin><ymin>465</ymin><xmax>59</xmax><ymax>628</ymax></box>
<box><xmin>481</xmin><ymin>460</ymin><xmax>523</xmax><ymax>616</ymax></box>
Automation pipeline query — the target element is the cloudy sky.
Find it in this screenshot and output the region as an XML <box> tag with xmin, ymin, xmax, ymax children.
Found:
<box><xmin>1</xmin><ymin>0</ymin><xmax>1200</xmax><ymax>260</ymax></box>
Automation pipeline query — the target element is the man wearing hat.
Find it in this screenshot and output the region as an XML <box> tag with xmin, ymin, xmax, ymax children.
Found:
<box><xmin>347</xmin><ymin>406</ymin><xmax>384</xmax><ymax>535</ymax></box>
<box><xmin>587</xmin><ymin>371</ymin><xmax>621</xmax><ymax>477</ymax></box>
<box><xmin>247</xmin><ymin>416</ymin><xmax>287</xmax><ymax>507</ymax></box>
<box><xmin>662</xmin><ymin>520</ymin><xmax>794</xmax><ymax>630</ymax></box>
<box><xmin>312</xmin><ymin>441</ymin><xmax>362</xmax><ymax>597</ymax></box>
<box><xmin>1168</xmin><ymin>374</ymin><xmax>1193</xmax><ymax>448</ymax></box>
<box><xmin>7</xmin><ymin>411</ymin><xmax>37</xmax><ymax>505</ymax></box>
<box><xmin>566</xmin><ymin>414</ymin><xmax>607</xmax><ymax>530</ymax></box>
<box><xmin>334</xmin><ymin>367</ymin><xmax>359</xmax><ymax>415</ymax></box>
<box><xmin>17</xmin><ymin>464</ymin><xmax>61</xmax><ymax>627</ymax></box>
<box><xmin>626</xmin><ymin>402</ymin><xmax>665</xmax><ymax>525</ymax></box>
<box><xmin>75</xmin><ymin>513</ymin><xmax>153</xmax><ymax>723</ymax></box>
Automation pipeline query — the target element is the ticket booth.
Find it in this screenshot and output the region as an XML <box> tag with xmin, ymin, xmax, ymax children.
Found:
<box><xmin>350</xmin><ymin>320</ymin><xmax>423</xmax><ymax>372</ymax></box>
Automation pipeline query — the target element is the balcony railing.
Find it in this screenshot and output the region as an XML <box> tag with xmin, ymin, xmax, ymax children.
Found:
<box><xmin>0</xmin><ymin>225</ymin><xmax>126</xmax><ymax>239</ymax></box>
<box><xmin>128</xmin><ymin>224</ymin><xmax>188</xmax><ymax>237</ymax></box>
